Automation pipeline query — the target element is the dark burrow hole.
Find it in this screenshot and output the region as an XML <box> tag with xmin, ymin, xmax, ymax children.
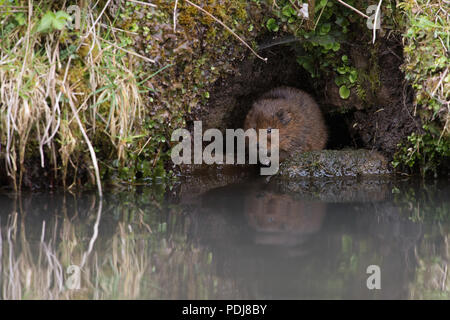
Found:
<box><xmin>195</xmin><ymin>43</ymin><xmax>361</xmax><ymax>152</ymax></box>
<box><xmin>323</xmin><ymin>112</ymin><xmax>360</xmax><ymax>150</ymax></box>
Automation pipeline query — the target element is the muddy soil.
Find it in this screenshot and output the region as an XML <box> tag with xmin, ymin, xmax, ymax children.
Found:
<box><xmin>347</xmin><ymin>37</ymin><xmax>421</xmax><ymax>155</ymax></box>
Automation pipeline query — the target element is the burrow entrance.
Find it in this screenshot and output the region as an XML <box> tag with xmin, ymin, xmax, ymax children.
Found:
<box><xmin>190</xmin><ymin>34</ymin><xmax>419</xmax><ymax>160</ymax></box>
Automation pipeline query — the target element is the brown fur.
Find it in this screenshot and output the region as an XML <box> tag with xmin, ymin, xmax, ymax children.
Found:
<box><xmin>244</xmin><ymin>87</ymin><xmax>327</xmax><ymax>160</ymax></box>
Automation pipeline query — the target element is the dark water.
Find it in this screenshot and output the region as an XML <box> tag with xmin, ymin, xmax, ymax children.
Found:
<box><xmin>0</xmin><ymin>176</ymin><xmax>449</xmax><ymax>299</ymax></box>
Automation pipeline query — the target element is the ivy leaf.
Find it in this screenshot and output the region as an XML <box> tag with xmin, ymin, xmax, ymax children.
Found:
<box><xmin>339</xmin><ymin>85</ymin><xmax>350</xmax><ymax>99</ymax></box>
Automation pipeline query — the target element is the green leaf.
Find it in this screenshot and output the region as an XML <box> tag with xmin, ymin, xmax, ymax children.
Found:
<box><xmin>297</xmin><ymin>56</ymin><xmax>315</xmax><ymax>77</ymax></box>
<box><xmin>323</xmin><ymin>42</ymin><xmax>333</xmax><ymax>50</ymax></box>
<box><xmin>334</xmin><ymin>75</ymin><xmax>345</xmax><ymax>86</ymax></box>
<box><xmin>54</xmin><ymin>11</ymin><xmax>71</xmax><ymax>30</ymax></box>
<box><xmin>339</xmin><ymin>85</ymin><xmax>350</xmax><ymax>99</ymax></box>
<box><xmin>52</xmin><ymin>18</ymin><xmax>66</xmax><ymax>30</ymax></box>
<box><xmin>282</xmin><ymin>5</ymin><xmax>296</xmax><ymax>17</ymax></box>
<box><xmin>37</xmin><ymin>10</ymin><xmax>71</xmax><ymax>32</ymax></box>
<box><xmin>332</xmin><ymin>42</ymin><xmax>340</xmax><ymax>52</ymax></box>
<box><xmin>349</xmin><ymin>70</ymin><xmax>358</xmax><ymax>83</ymax></box>
<box><xmin>335</xmin><ymin>16</ymin><xmax>344</xmax><ymax>26</ymax></box>
<box><xmin>14</xmin><ymin>13</ymin><xmax>26</xmax><ymax>26</ymax></box>
<box><xmin>37</xmin><ymin>11</ymin><xmax>55</xmax><ymax>33</ymax></box>
<box><xmin>266</xmin><ymin>18</ymin><xmax>279</xmax><ymax>32</ymax></box>
<box><xmin>315</xmin><ymin>0</ymin><xmax>328</xmax><ymax>12</ymax></box>
<box><xmin>320</xmin><ymin>23</ymin><xmax>331</xmax><ymax>35</ymax></box>
<box><xmin>337</xmin><ymin>66</ymin><xmax>347</xmax><ymax>74</ymax></box>
<box><xmin>54</xmin><ymin>11</ymin><xmax>71</xmax><ymax>21</ymax></box>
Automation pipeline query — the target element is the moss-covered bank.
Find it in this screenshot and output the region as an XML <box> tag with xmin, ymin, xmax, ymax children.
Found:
<box><xmin>393</xmin><ymin>0</ymin><xmax>449</xmax><ymax>175</ymax></box>
<box><xmin>0</xmin><ymin>0</ymin><xmax>448</xmax><ymax>192</ymax></box>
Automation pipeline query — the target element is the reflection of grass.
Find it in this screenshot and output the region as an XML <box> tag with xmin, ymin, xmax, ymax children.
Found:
<box><xmin>409</xmin><ymin>228</ymin><xmax>450</xmax><ymax>299</ymax></box>
<box><xmin>0</xmin><ymin>192</ymin><xmax>228</xmax><ymax>299</ymax></box>
<box><xmin>393</xmin><ymin>180</ymin><xmax>450</xmax><ymax>222</ymax></box>
<box><xmin>2</xmin><ymin>213</ymin><xmax>66</xmax><ymax>299</ymax></box>
<box><xmin>90</xmin><ymin>223</ymin><xmax>149</xmax><ymax>299</ymax></box>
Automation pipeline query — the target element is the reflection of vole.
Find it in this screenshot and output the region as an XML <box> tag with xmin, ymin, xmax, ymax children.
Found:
<box><xmin>244</xmin><ymin>87</ymin><xmax>327</xmax><ymax>160</ymax></box>
<box><xmin>244</xmin><ymin>190</ymin><xmax>325</xmax><ymax>235</ymax></box>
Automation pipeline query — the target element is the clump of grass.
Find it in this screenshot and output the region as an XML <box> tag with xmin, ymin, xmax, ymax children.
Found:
<box><xmin>0</xmin><ymin>1</ymin><xmax>150</xmax><ymax>193</ymax></box>
<box><xmin>399</xmin><ymin>0</ymin><xmax>449</xmax><ymax>134</ymax></box>
<box><xmin>395</xmin><ymin>0</ymin><xmax>450</xmax><ymax>175</ymax></box>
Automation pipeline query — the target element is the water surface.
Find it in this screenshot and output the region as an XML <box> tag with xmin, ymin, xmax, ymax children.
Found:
<box><xmin>0</xmin><ymin>176</ymin><xmax>449</xmax><ymax>299</ymax></box>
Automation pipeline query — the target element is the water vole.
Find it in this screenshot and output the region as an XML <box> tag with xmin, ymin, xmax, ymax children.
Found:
<box><xmin>244</xmin><ymin>86</ymin><xmax>327</xmax><ymax>160</ymax></box>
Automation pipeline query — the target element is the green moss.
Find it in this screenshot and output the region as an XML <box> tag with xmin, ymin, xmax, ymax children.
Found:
<box><xmin>395</xmin><ymin>0</ymin><xmax>450</xmax><ymax>174</ymax></box>
<box><xmin>278</xmin><ymin>149</ymin><xmax>391</xmax><ymax>178</ymax></box>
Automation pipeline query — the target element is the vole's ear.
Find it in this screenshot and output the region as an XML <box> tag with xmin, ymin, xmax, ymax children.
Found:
<box><xmin>275</xmin><ymin>109</ymin><xmax>292</xmax><ymax>125</ymax></box>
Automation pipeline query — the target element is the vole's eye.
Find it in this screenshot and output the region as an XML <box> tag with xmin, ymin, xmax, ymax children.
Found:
<box><xmin>267</xmin><ymin>128</ymin><xmax>272</xmax><ymax>133</ymax></box>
